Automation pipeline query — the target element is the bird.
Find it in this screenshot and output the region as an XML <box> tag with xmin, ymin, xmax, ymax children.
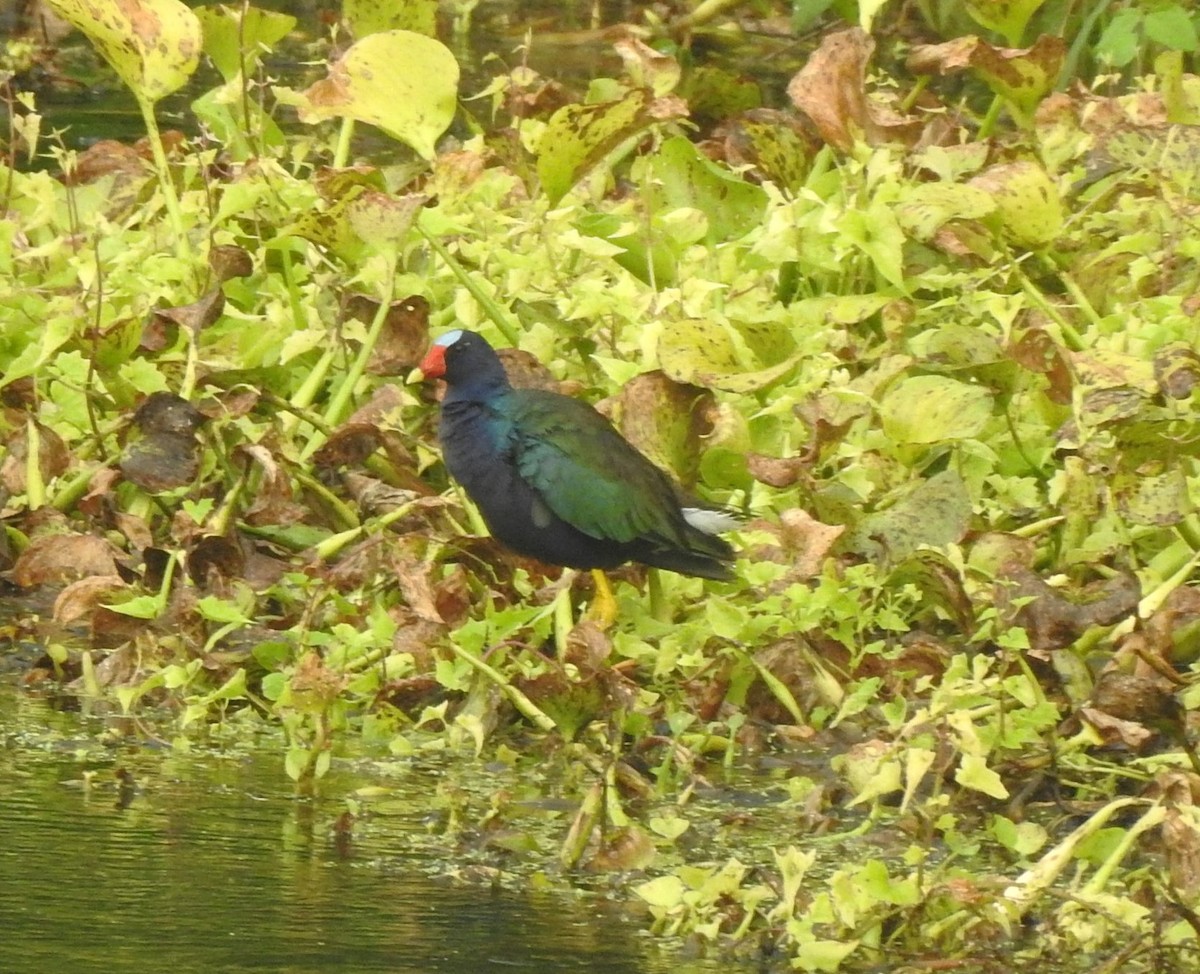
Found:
<box><xmin>412</xmin><ymin>329</ymin><xmax>737</xmax><ymax>591</ymax></box>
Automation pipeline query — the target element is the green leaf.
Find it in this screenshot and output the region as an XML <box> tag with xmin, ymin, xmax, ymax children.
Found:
<box><xmin>537</xmin><ymin>89</ymin><xmax>662</xmax><ymax>206</ymax></box>
<box><xmin>969</xmin><ymin>160</ymin><xmax>1063</xmax><ymax>247</ymax></box>
<box><xmin>634</xmin><ymin>874</ymin><xmax>685</xmax><ymax>908</ymax></box>
<box><xmin>964</xmin><ymin>0</ymin><xmax>1048</xmax><ymax>45</ymax></box>
<box><xmin>196</xmin><ymin>5</ymin><xmax>295</xmax><ymax>82</ymax></box>
<box><xmin>955</xmin><ymin>752</ymin><xmax>1009</xmax><ymax>799</ymax></box>
<box><xmin>195</xmin><ymin>596</ymin><xmax>252</xmax><ymax>626</ymax></box>
<box><xmin>46</xmin><ymin>0</ymin><xmax>201</xmax><ymax>103</ymax></box>
<box><xmin>1096</xmin><ymin>8</ymin><xmax>1143</xmax><ymax>67</ymax></box>
<box><xmin>289</xmin><ymin>31</ymin><xmax>459</xmax><ymax>160</ymax></box>
<box><xmin>1145</xmin><ymin>7</ymin><xmax>1199</xmax><ymax>52</ymax></box>
<box><xmin>343</xmin><ymin>0</ymin><xmax>438</xmax><ymax>38</ymax></box>
<box><xmin>104</xmin><ymin>594</ymin><xmax>165</xmax><ymax>619</ymax></box>
<box><xmin>648</xmin><ymin>136</ymin><xmax>768</xmax><ymax>242</ymax></box>
<box><xmin>896</xmin><ymin>182</ymin><xmax>996</xmax><ymax>240</ymax></box>
<box><xmin>658</xmin><ymin>318</ymin><xmax>800</xmax><ymax>393</ymax></box>
<box><xmin>838</xmin><ymin>199</ymin><xmax>907</xmax><ymax>292</ymax></box>
<box><xmin>880</xmin><ymin>375</ymin><xmax>994</xmax><ymax>443</ymax></box>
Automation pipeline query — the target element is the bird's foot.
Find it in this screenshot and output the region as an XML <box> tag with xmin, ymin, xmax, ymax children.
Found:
<box><xmin>584</xmin><ymin>569</ymin><xmax>618</xmax><ymax>631</ymax></box>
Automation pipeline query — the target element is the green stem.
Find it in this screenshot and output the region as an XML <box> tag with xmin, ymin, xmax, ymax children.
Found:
<box><xmin>136</xmin><ymin>95</ymin><xmax>192</xmax><ymax>265</ymax></box>
<box><xmin>444</xmin><ymin>639</ymin><xmax>557</xmax><ymax>732</ymax></box>
<box><xmin>303</xmin><ymin>254</ymin><xmax>397</xmax><ymax>459</ymax></box>
<box><xmin>332</xmin><ymin>116</ymin><xmax>356</xmax><ymax>169</ymax></box>
<box><xmin>416</xmin><ymin>220</ymin><xmax>520</xmax><ymax>345</ymax></box>
<box><xmin>25</xmin><ymin>417</ymin><xmax>44</xmax><ymax>510</ymax></box>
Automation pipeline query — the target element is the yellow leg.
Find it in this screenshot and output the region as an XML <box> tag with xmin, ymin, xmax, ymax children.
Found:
<box><xmin>585</xmin><ymin>569</ymin><xmax>618</xmax><ymax>630</ymax></box>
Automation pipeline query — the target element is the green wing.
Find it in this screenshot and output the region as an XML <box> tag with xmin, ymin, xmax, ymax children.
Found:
<box><xmin>507</xmin><ymin>391</ymin><xmax>685</xmax><ymax>545</ymax></box>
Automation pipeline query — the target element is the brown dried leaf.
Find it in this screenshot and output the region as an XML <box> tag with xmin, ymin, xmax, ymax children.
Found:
<box><xmin>907</xmin><ymin>35</ymin><xmax>1065</xmax><ymax>121</ymax></box>
<box><xmin>787</xmin><ymin>27</ymin><xmax>922</xmax><ymax>150</ymax></box>
<box><xmin>997</xmin><ymin>565</ymin><xmax>1140</xmax><ymax>651</ymax></box>
<box><xmin>1079</xmin><ymin>706</ymin><xmax>1155</xmax><ymax>749</ymax></box>
<box><xmin>564</xmin><ymin>620</ymin><xmax>613</xmax><ymax>677</ymax></box>
<box><xmin>499</xmin><ymin>348</ymin><xmax>560</xmax><ymax>392</ymax></box>
<box><xmin>132</xmin><ymin>392</ymin><xmax>206</xmax><ymax>436</ymax></box>
<box><xmin>12</xmin><ymin>534</ymin><xmax>123</xmax><ymax>587</ymax></box>
<box><xmin>1088</xmin><ymin>672</ymin><xmax>1183</xmax><ymax>737</ymax></box>
<box><xmin>208</xmin><ymin>244</ymin><xmax>253</xmax><ymax>282</ymax></box>
<box><xmin>392</xmin><ymin>553</ymin><xmax>444</xmax><ymax>624</ymax></box>
<box><xmin>1007</xmin><ymin>325</ymin><xmax>1073</xmax><ymax>404</ymax></box>
<box><xmin>237</xmin><ymin>444</ymin><xmax>308</xmax><ymax>526</ymax></box>
<box><xmin>1154</xmin><ymin>342</ymin><xmax>1200</xmax><ymax>400</ymax></box>
<box><xmin>120</xmin><ymin>432</ymin><xmax>200</xmax><ymax>492</ymax></box>
<box><xmin>188</xmin><ymin>535</ymin><xmax>246</xmax><ymax>588</ymax></box>
<box><xmin>0</xmin><ymin>421</ymin><xmax>70</xmax><ymax>494</ymax></box>
<box><xmin>61</xmin><ymin>139</ymin><xmax>147</xmax><ymax>186</ymax></box>
<box><xmin>747</xmin><ymin>453</ymin><xmax>806</xmax><ymax>488</ymax></box>
<box><xmin>777</xmin><ymin>509</ymin><xmax>844</xmax><ymax>577</ymax></box>
<box><xmin>340</xmin><ymin>293</ymin><xmax>430</xmax><ymax>375</ymax></box>
<box><xmin>52</xmin><ymin>575</ymin><xmax>129</xmax><ymax>626</ymax></box>
<box><xmin>148</xmin><ymin>289</ymin><xmax>225</xmax><ymax>340</ymax></box>
<box><xmin>1163</xmin><ymin>802</ymin><xmax>1200</xmax><ymax>898</ymax></box>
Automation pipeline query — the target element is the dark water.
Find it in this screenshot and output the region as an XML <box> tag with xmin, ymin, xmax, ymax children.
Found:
<box><xmin>16</xmin><ymin>0</ymin><xmax>800</xmax><ymax>152</ymax></box>
<box><xmin>0</xmin><ymin>689</ymin><xmax>753</xmax><ymax>974</ymax></box>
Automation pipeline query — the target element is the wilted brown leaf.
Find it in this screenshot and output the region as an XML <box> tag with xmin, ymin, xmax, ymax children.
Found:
<box><xmin>52</xmin><ymin>575</ymin><xmax>129</xmax><ymax>626</ymax></box>
<box><xmin>237</xmin><ymin>444</ymin><xmax>308</xmax><ymax>526</ymax></box>
<box><xmin>997</xmin><ymin>565</ymin><xmax>1140</xmax><ymax>652</ymax></box>
<box><xmin>1154</xmin><ymin>342</ymin><xmax>1200</xmax><ymax>400</ymax></box>
<box><xmin>120</xmin><ymin>433</ymin><xmax>201</xmax><ymax>492</ymax></box>
<box><xmin>12</xmin><ymin>534</ymin><xmax>123</xmax><ymax>587</ymax></box>
<box><xmin>392</xmin><ymin>552</ymin><xmax>444</xmax><ymax>624</ymax></box>
<box><xmin>340</xmin><ymin>293</ymin><xmax>430</xmax><ymax>375</ymax></box>
<box><xmin>0</xmin><ymin>421</ymin><xmax>70</xmax><ymax>495</ymax></box>
<box><xmin>147</xmin><ymin>290</ymin><xmax>225</xmax><ymax>346</ymax></box>
<box><xmin>747</xmin><ymin>453</ymin><xmax>806</xmax><ymax>488</ymax></box>
<box><xmin>188</xmin><ymin>535</ymin><xmax>246</xmax><ymax>588</ymax></box>
<box><xmin>208</xmin><ymin>244</ymin><xmax>253</xmax><ymax>283</ymax></box>
<box><xmin>1007</xmin><ymin>324</ymin><xmax>1073</xmax><ymax>404</ymax></box>
<box><xmin>787</xmin><ymin>28</ymin><xmax>923</xmax><ymax>151</ymax></box>
<box><xmin>907</xmin><ymin>35</ymin><xmax>1065</xmax><ymax>122</ymax></box>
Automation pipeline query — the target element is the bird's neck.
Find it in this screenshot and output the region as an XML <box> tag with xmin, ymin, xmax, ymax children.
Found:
<box><xmin>442</xmin><ymin>374</ymin><xmax>511</xmax><ymax>405</ymax></box>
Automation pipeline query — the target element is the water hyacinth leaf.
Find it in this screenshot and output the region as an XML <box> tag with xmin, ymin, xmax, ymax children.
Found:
<box><xmin>648</xmin><ymin>136</ymin><xmax>768</xmax><ymax>242</ymax></box>
<box><xmin>725</xmin><ymin>110</ymin><xmax>816</xmax><ymax>193</ymax></box>
<box><xmin>907</xmin><ymin>36</ymin><xmax>1065</xmax><ymax>124</ymax></box>
<box><xmin>1154</xmin><ymin>341</ymin><xmax>1200</xmax><ymax>399</ymax></box>
<box><xmin>347</xmin><ymin>191</ymin><xmax>428</xmax><ymax>249</ymax></box>
<box><xmin>574</xmin><ymin>211</ymin><xmax>678</xmax><ymax>286</ymax></box>
<box><xmin>964</xmin><ymin>0</ymin><xmax>1048</xmax><ymax>45</ymax></box>
<box><xmin>616</xmin><ymin>371</ymin><xmax>714</xmax><ymax>484</ymax></box>
<box><xmin>291</xmin><ymin>31</ymin><xmax>459</xmax><ymax>160</ymax></box>
<box><xmin>658</xmin><ymin>319</ymin><xmax>800</xmax><ymax>393</ymax></box>
<box><xmin>683</xmin><ymin>65</ymin><xmax>761</xmax><ymax>124</ymax></box>
<box><xmin>196</xmin><ymin>5</ymin><xmax>296</xmax><ymax>82</ymax></box>
<box><xmin>880</xmin><ymin>375</ymin><xmax>994</xmax><ymax>443</ymax></box>
<box><xmin>969</xmin><ymin>160</ymin><xmax>1063</xmax><ymax>247</ymax></box>
<box><xmin>896</xmin><ymin>182</ymin><xmax>996</xmax><ymax>240</ymax></box>
<box><xmin>845</xmin><ymin>470</ymin><xmax>973</xmax><ymax>563</ymax></box>
<box><xmin>344</xmin><ymin>0</ymin><xmax>437</xmax><ymax>38</ymax></box>
<box><xmin>87</xmin><ymin>315</ymin><xmax>144</xmax><ymax>371</ymax></box>
<box><xmin>537</xmin><ymin>89</ymin><xmax>671</xmax><ymax>205</ymax></box>
<box><xmin>47</xmin><ymin>0</ymin><xmax>201</xmax><ymax>103</ymax></box>
<box><xmin>1112</xmin><ymin>468</ymin><xmax>1188</xmax><ymax>526</ymax></box>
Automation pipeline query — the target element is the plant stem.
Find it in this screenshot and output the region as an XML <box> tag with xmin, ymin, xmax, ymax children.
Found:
<box><xmin>137</xmin><ymin>95</ymin><xmax>192</xmax><ymax>265</ymax></box>
<box><xmin>417</xmin><ymin>220</ymin><xmax>521</xmax><ymax>345</ymax></box>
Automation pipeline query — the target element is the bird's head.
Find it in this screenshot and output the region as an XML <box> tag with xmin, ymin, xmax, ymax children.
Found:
<box><xmin>409</xmin><ymin>329</ymin><xmax>510</xmax><ymax>396</ymax></box>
